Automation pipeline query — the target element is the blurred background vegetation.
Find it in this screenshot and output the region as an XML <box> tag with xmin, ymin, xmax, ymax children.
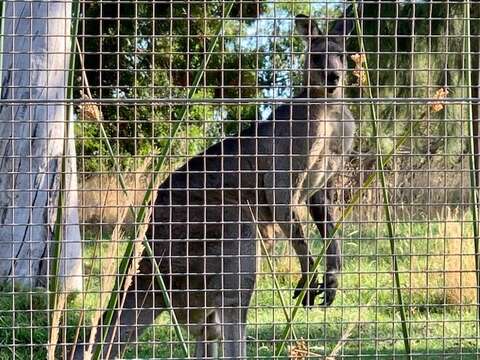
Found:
<box><xmin>75</xmin><ymin>0</ymin><xmax>478</xmax><ymax>225</ymax></box>
<box><xmin>75</xmin><ymin>0</ymin><xmax>473</xmax><ymax>167</ymax></box>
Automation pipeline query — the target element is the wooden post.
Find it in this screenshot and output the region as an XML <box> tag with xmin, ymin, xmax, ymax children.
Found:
<box><xmin>0</xmin><ymin>0</ymin><xmax>82</xmax><ymax>292</ymax></box>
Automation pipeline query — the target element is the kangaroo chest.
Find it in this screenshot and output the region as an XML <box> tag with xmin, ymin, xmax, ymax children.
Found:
<box><xmin>295</xmin><ymin>104</ymin><xmax>355</xmax><ymax>204</ymax></box>
<box><xmin>305</xmin><ymin>104</ymin><xmax>355</xmax><ymax>155</ymax></box>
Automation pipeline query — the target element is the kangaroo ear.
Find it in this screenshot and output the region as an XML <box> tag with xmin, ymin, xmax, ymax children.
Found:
<box><xmin>295</xmin><ymin>14</ymin><xmax>322</xmax><ymax>38</ymax></box>
<box><xmin>329</xmin><ymin>5</ymin><xmax>357</xmax><ymax>40</ymax></box>
<box><xmin>329</xmin><ymin>17</ymin><xmax>354</xmax><ymax>38</ymax></box>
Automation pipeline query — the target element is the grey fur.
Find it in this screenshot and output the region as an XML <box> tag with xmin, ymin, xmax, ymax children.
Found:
<box><xmin>74</xmin><ymin>13</ymin><xmax>355</xmax><ymax>360</ymax></box>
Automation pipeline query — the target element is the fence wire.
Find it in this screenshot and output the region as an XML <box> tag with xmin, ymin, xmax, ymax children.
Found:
<box><xmin>0</xmin><ymin>0</ymin><xmax>479</xmax><ymax>359</ymax></box>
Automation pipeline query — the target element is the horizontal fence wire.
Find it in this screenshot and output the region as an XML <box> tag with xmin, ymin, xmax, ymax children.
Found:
<box><xmin>0</xmin><ymin>0</ymin><xmax>479</xmax><ymax>359</ymax></box>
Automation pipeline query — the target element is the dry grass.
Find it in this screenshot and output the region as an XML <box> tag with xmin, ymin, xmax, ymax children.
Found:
<box><xmin>287</xmin><ymin>338</ymin><xmax>325</xmax><ymax>359</ymax></box>
<box><xmin>331</xmin><ymin>155</ymin><xmax>472</xmax><ymax>224</ymax></box>
<box><xmin>79</xmin><ymin>158</ymin><xmax>188</xmax><ymax>235</ymax></box>
<box><xmin>351</xmin><ymin>53</ymin><xmax>367</xmax><ymax>87</ymax></box>
<box><xmin>409</xmin><ymin>208</ymin><xmax>477</xmax><ymax>307</ymax></box>
<box><xmin>79</xmin><ymin>173</ymin><xmax>148</xmax><ymax>232</ymax></box>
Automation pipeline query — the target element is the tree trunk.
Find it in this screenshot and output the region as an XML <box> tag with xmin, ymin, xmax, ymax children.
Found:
<box><xmin>0</xmin><ymin>0</ymin><xmax>82</xmax><ymax>292</ymax></box>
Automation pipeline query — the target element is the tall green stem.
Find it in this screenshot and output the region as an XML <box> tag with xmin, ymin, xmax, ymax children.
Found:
<box><xmin>276</xmin><ymin>4</ymin><xmax>413</xmax><ymax>356</ymax></box>
<box><xmin>49</xmin><ymin>0</ymin><xmax>82</xmax><ymax>358</ymax></box>
<box><xmin>50</xmin><ymin>0</ymin><xmax>81</xmax><ymax>315</ymax></box>
<box><xmin>351</xmin><ymin>2</ymin><xmax>411</xmax><ymax>357</ymax></box>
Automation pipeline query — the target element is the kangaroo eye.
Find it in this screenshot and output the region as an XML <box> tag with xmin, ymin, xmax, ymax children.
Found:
<box><xmin>327</xmin><ymin>53</ymin><xmax>341</xmax><ymax>60</ymax></box>
<box><xmin>311</xmin><ymin>54</ymin><xmax>326</xmax><ymax>66</ymax></box>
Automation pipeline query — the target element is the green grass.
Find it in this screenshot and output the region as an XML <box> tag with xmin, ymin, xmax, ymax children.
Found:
<box><xmin>0</xmin><ymin>218</ymin><xmax>478</xmax><ymax>359</ymax></box>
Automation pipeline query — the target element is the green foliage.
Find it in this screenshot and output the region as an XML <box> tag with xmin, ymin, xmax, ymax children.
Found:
<box><xmin>0</xmin><ymin>284</ymin><xmax>79</xmax><ymax>360</ymax></box>
<box><xmin>76</xmin><ymin>2</ymin><xmax>266</xmax><ymax>172</ymax></box>
<box><xmin>3</xmin><ymin>220</ymin><xmax>478</xmax><ymax>359</ymax></box>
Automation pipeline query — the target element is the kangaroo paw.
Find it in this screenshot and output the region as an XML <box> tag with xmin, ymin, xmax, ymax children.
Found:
<box><xmin>292</xmin><ymin>275</ymin><xmax>322</xmax><ymax>308</ymax></box>
<box><xmin>318</xmin><ymin>272</ymin><xmax>338</xmax><ymax>307</ymax></box>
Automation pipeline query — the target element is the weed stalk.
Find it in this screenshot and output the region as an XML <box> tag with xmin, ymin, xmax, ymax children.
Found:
<box><xmin>350</xmin><ymin>2</ymin><xmax>411</xmax><ymax>357</ymax></box>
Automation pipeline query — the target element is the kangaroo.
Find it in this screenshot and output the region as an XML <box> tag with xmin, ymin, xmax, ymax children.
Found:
<box><xmin>75</xmin><ymin>13</ymin><xmax>355</xmax><ymax>360</ymax></box>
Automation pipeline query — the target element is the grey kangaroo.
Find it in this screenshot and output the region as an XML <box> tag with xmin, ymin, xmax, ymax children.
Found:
<box><xmin>77</xmin><ymin>13</ymin><xmax>355</xmax><ymax>360</ymax></box>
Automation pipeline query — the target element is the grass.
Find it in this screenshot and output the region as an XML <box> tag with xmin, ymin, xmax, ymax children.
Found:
<box><xmin>0</xmin><ymin>211</ymin><xmax>478</xmax><ymax>359</ymax></box>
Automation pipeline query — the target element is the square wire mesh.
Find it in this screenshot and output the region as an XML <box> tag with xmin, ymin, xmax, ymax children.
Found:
<box><xmin>0</xmin><ymin>0</ymin><xmax>479</xmax><ymax>359</ymax></box>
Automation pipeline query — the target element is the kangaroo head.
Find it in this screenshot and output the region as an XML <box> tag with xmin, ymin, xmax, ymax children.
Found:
<box><xmin>295</xmin><ymin>13</ymin><xmax>354</xmax><ymax>98</ymax></box>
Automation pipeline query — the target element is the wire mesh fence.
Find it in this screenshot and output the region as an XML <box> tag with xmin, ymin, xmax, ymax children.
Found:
<box><xmin>0</xmin><ymin>0</ymin><xmax>479</xmax><ymax>359</ymax></box>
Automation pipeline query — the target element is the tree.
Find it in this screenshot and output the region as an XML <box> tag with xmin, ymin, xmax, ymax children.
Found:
<box><xmin>0</xmin><ymin>0</ymin><xmax>82</xmax><ymax>292</ymax></box>
<box><xmin>76</xmin><ymin>1</ymin><xmax>268</xmax><ymax>172</ymax></box>
<box><xmin>348</xmin><ymin>1</ymin><xmax>468</xmax><ymax>156</ymax></box>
